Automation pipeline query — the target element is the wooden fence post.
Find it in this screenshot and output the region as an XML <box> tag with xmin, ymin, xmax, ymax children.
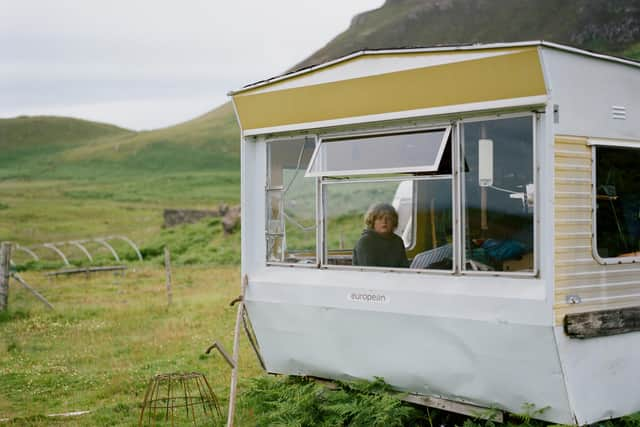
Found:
<box><xmin>226</xmin><ymin>274</ymin><xmax>248</xmax><ymax>427</ymax></box>
<box><xmin>0</xmin><ymin>242</ymin><xmax>12</xmax><ymax>312</ymax></box>
<box><xmin>164</xmin><ymin>246</ymin><xmax>172</xmax><ymax>306</ymax></box>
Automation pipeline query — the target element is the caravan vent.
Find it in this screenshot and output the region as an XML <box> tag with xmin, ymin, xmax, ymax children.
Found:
<box><xmin>611</xmin><ymin>106</ymin><xmax>627</xmax><ymax>120</ymax></box>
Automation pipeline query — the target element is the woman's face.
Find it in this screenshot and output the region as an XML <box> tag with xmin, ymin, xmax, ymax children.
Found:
<box><xmin>373</xmin><ymin>213</ymin><xmax>394</xmax><ymax>235</ymax></box>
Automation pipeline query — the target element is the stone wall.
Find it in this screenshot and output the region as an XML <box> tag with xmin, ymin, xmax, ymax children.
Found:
<box><xmin>163</xmin><ymin>208</ymin><xmax>222</xmax><ymax>227</ymax></box>
<box><xmin>164</xmin><ymin>204</ymin><xmax>240</xmax><ymax>234</ymax></box>
<box><xmin>163</xmin><ymin>205</ymin><xmax>241</xmax><ymax>233</ymax></box>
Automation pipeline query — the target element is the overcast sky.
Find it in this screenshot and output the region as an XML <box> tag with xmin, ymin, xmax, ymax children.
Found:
<box><xmin>0</xmin><ymin>0</ymin><xmax>384</xmax><ymax>130</ymax></box>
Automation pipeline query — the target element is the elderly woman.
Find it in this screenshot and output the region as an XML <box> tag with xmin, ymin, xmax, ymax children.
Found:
<box><xmin>352</xmin><ymin>203</ymin><xmax>409</xmax><ymax>268</ymax></box>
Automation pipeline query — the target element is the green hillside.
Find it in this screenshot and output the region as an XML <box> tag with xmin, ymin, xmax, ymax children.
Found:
<box><xmin>61</xmin><ymin>103</ymin><xmax>238</xmax><ymax>164</ymax></box>
<box><xmin>294</xmin><ymin>0</ymin><xmax>640</xmax><ymax>70</ymax></box>
<box><xmin>0</xmin><ymin>116</ymin><xmax>133</xmax><ymax>177</ymax></box>
<box><xmin>0</xmin><ymin>103</ymin><xmax>239</xmax><ymax>181</ymax></box>
<box><xmin>0</xmin><ymin>104</ymin><xmax>240</xmax><ymax>247</ymax></box>
<box><xmin>624</xmin><ymin>41</ymin><xmax>640</xmax><ymax>59</ymax></box>
<box><xmin>0</xmin><ymin>115</ymin><xmax>131</xmax><ymax>148</ymax></box>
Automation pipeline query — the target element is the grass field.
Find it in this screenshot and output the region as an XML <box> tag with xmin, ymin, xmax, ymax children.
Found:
<box><xmin>4</xmin><ymin>263</ymin><xmax>640</xmax><ymax>426</ymax></box>
<box><xmin>0</xmin><ymin>104</ymin><xmax>241</xmax><ymax>262</ymax></box>
<box><xmin>0</xmin><ymin>106</ymin><xmax>251</xmax><ymax>424</ymax></box>
<box><xmin>0</xmin><ymin>264</ymin><xmax>261</xmax><ymax>426</ymax></box>
<box><xmin>0</xmin><ymin>171</ymin><xmax>239</xmax><ymax>250</ymax></box>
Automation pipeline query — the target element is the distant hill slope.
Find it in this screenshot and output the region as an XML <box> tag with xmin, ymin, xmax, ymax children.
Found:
<box><xmin>0</xmin><ymin>115</ymin><xmax>132</xmax><ymax>152</ymax></box>
<box><xmin>0</xmin><ymin>103</ymin><xmax>239</xmax><ymax>179</ymax></box>
<box><xmin>59</xmin><ymin>102</ymin><xmax>239</xmax><ymax>173</ymax></box>
<box><xmin>0</xmin><ymin>116</ymin><xmax>133</xmax><ymax>177</ymax></box>
<box><xmin>294</xmin><ymin>0</ymin><xmax>640</xmax><ymax>70</ymax></box>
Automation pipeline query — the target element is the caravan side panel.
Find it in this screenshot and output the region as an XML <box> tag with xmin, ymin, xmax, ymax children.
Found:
<box><xmin>244</xmin><ymin>268</ymin><xmax>573</xmax><ymax>424</ymax></box>
<box><xmin>553</xmin><ymin>135</ymin><xmax>640</xmax><ymax>424</ymax></box>
<box><xmin>553</xmin><ymin>136</ymin><xmax>640</xmax><ymax>322</ymax></box>
<box><xmin>543</xmin><ymin>48</ymin><xmax>640</xmax><ymax>141</ymax></box>
<box><xmin>554</xmin><ymin>327</ymin><xmax>640</xmax><ymax>425</ymax></box>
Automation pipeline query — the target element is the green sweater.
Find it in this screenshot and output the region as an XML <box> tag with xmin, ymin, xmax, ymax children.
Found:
<box><xmin>352</xmin><ymin>229</ymin><xmax>409</xmax><ymax>268</ymax></box>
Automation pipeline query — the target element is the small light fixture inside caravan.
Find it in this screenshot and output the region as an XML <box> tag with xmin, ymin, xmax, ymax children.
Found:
<box><xmin>478</xmin><ymin>138</ymin><xmax>494</xmax><ymax>187</ymax></box>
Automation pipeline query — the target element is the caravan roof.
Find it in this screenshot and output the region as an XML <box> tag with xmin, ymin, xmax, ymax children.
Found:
<box><xmin>230</xmin><ymin>40</ymin><xmax>640</xmax><ymax>96</ymax></box>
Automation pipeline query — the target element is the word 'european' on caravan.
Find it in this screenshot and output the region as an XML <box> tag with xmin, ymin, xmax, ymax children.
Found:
<box><xmin>229</xmin><ymin>41</ymin><xmax>640</xmax><ymax>425</ymax></box>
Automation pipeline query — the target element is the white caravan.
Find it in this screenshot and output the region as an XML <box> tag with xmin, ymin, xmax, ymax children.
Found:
<box><xmin>229</xmin><ymin>41</ymin><xmax>640</xmax><ymax>425</ymax></box>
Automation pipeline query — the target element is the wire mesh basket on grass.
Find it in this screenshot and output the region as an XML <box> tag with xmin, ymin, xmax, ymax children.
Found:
<box><xmin>139</xmin><ymin>372</ymin><xmax>222</xmax><ymax>426</ymax></box>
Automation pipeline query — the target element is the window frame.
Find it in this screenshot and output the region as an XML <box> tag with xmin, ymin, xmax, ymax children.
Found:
<box><xmin>316</xmin><ymin>121</ymin><xmax>456</xmax><ymax>273</ymax></box>
<box><xmin>320</xmin><ymin>174</ymin><xmax>454</xmax><ymax>273</ymax></box>
<box><xmin>265</xmin><ymin>134</ymin><xmax>319</xmax><ymax>268</ymax></box>
<box><xmin>590</xmin><ymin>139</ymin><xmax>640</xmax><ymax>265</ymax></box>
<box><xmin>263</xmin><ymin>112</ymin><xmax>539</xmax><ymax>278</ymax></box>
<box><xmin>458</xmin><ymin>113</ymin><xmax>539</xmax><ymax>277</ymax></box>
<box><xmin>305</xmin><ymin>126</ymin><xmax>452</xmax><ymax>178</ymax></box>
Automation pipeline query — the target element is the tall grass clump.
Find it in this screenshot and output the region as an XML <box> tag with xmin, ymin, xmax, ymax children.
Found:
<box><xmin>240</xmin><ymin>376</ymin><xmax>425</xmax><ymax>426</ymax></box>
<box><xmin>140</xmin><ymin>218</ymin><xmax>240</xmax><ymax>266</ymax></box>
<box><xmin>594</xmin><ymin>412</ymin><xmax>640</xmax><ymax>427</ymax></box>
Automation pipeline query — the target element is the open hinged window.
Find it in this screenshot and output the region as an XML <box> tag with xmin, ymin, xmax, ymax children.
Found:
<box><xmin>266</xmin><ymin>136</ymin><xmax>318</xmax><ymax>264</ymax></box>
<box><xmin>305</xmin><ymin>127</ymin><xmax>451</xmax><ymax>178</ymax></box>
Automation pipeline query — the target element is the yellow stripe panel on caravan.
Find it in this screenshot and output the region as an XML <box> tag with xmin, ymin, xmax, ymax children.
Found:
<box><xmin>234</xmin><ymin>48</ymin><xmax>547</xmax><ymax>131</ymax></box>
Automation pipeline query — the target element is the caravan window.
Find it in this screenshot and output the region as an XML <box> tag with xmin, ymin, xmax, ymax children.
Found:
<box><xmin>307</xmin><ymin>128</ymin><xmax>451</xmax><ymax>177</ymax></box>
<box><xmin>461</xmin><ymin>116</ymin><xmax>535</xmax><ymax>273</ymax></box>
<box><xmin>266</xmin><ymin>137</ymin><xmax>317</xmax><ymax>264</ymax></box>
<box><xmin>323</xmin><ymin>180</ymin><xmax>411</xmax><ymax>264</ymax></box>
<box><xmin>264</xmin><ymin>114</ymin><xmax>537</xmax><ymax>275</ymax></box>
<box><xmin>595</xmin><ymin>146</ymin><xmax>640</xmax><ymax>260</ymax></box>
<box><xmin>317</xmin><ymin>127</ymin><xmax>454</xmax><ymax>271</ymax></box>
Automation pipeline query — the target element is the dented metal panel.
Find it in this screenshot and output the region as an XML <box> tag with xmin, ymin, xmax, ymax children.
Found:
<box><xmin>243</xmin><ymin>271</ymin><xmax>573</xmax><ymax>424</ymax></box>
<box><xmin>555</xmin><ymin>328</ymin><xmax>640</xmax><ymax>425</ymax></box>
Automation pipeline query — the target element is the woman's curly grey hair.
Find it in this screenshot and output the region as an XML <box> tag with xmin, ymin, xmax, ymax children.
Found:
<box><xmin>364</xmin><ymin>203</ymin><xmax>398</xmax><ymax>230</ymax></box>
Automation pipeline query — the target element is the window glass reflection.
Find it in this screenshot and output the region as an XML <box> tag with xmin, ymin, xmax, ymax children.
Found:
<box><xmin>596</xmin><ymin>147</ymin><xmax>640</xmax><ymax>258</ymax></box>
<box><xmin>266</xmin><ymin>138</ymin><xmax>316</xmax><ymax>263</ymax></box>
<box><xmin>324</xmin><ymin>181</ymin><xmax>402</xmax><ymax>265</ymax></box>
<box><xmin>462</xmin><ymin>117</ymin><xmax>534</xmax><ymax>272</ymax></box>
<box><xmin>307</xmin><ymin>128</ymin><xmax>450</xmax><ymax>177</ymax></box>
<box><xmin>324</xmin><ymin>178</ymin><xmax>452</xmax><ymax>270</ymax></box>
